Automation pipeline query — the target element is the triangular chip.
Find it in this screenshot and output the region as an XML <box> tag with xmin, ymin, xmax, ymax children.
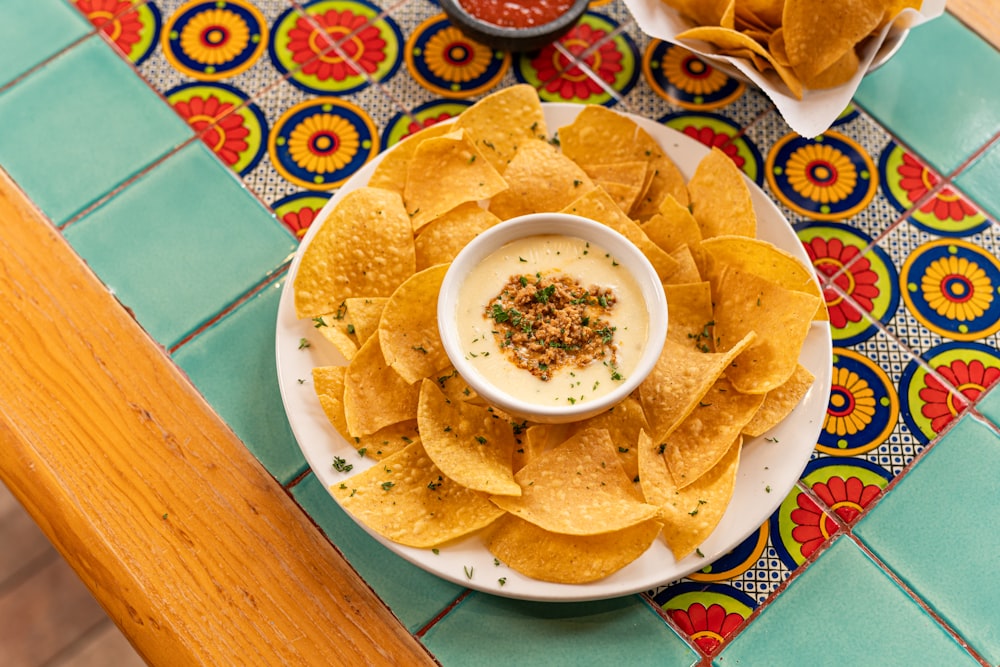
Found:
<box><xmin>488</xmin><ymin>139</ymin><xmax>595</xmax><ymax>220</ymax></box>
<box><xmin>404</xmin><ymin>129</ymin><xmax>507</xmax><ymax>231</ymax></box>
<box><xmin>330</xmin><ymin>441</ymin><xmax>504</xmax><ymax>548</ymax></box>
<box><xmin>343</xmin><ymin>334</ymin><xmax>419</xmax><ymax>437</ymax></box>
<box><xmin>378</xmin><ymin>264</ymin><xmax>450</xmax><ymax>384</ymax></box>
<box><xmin>368</xmin><ymin>122</ymin><xmax>457</xmax><ymax>195</ymax></box>
<box><xmin>713</xmin><ymin>267</ymin><xmax>821</xmax><ymax>394</ymax></box>
<box><xmin>567</xmin><ymin>396</ymin><xmax>650</xmax><ymax>481</ymax></box>
<box><xmin>661</xmin><ymin>281</ymin><xmax>714</xmax><ymax>344</ymax></box>
<box><xmin>638</xmin><ymin>430</ymin><xmax>741</xmax><ymax>560</ymax></box>
<box><xmin>417</xmin><ymin>379</ymin><xmax>521</xmax><ymax>496</ymax></box>
<box><xmin>687</xmin><ymin>147</ymin><xmax>757</xmax><ymax>239</ymax></box>
<box><xmin>414</xmin><ymin>202</ymin><xmax>500</xmax><ymax>270</ymax></box>
<box><xmin>664</xmin><ymin>244</ymin><xmax>703</xmax><ymax>285</ymax></box>
<box><xmin>661</xmin><ymin>376</ymin><xmax>763</xmax><ymax>487</ymax></box>
<box><xmin>742</xmin><ymin>363</ymin><xmax>816</xmax><ymax>437</ymax></box>
<box><xmin>343</xmin><ymin>297</ymin><xmax>387</xmax><ymax>345</ymax></box>
<box><xmin>454</xmin><ymin>84</ymin><xmax>548</xmax><ymax>173</ymax></box>
<box><xmin>490</xmin><ymin>429</ymin><xmax>659</xmax><ymax>535</ymax></box>
<box><xmin>293</xmin><ymin>187</ymin><xmax>415</xmax><ymax>318</ymax></box>
<box><xmin>485</xmin><ymin>513</ymin><xmax>662</xmax><ymax>584</ymax></box>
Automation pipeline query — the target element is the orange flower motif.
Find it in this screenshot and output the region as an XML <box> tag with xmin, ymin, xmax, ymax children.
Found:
<box><xmin>76</xmin><ymin>0</ymin><xmax>143</xmax><ymax>57</ymax></box>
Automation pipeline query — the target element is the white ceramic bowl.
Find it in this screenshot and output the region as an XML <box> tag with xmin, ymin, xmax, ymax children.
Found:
<box><xmin>437</xmin><ymin>213</ymin><xmax>668</xmax><ymax>423</ymax></box>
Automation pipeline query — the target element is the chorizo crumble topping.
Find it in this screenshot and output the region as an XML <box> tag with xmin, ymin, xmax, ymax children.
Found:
<box><xmin>485</xmin><ymin>272</ymin><xmax>620</xmax><ymax>381</ymax></box>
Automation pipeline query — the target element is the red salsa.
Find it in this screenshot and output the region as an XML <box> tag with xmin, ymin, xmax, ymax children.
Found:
<box><xmin>458</xmin><ymin>0</ymin><xmax>575</xmax><ymax>28</ymax></box>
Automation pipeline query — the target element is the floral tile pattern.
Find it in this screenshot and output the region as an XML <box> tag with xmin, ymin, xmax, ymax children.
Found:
<box><xmin>2</xmin><ymin>0</ymin><xmax>1000</xmax><ymax>663</ymax></box>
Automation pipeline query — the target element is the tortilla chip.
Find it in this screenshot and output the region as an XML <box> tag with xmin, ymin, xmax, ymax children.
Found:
<box><xmin>661</xmin><ymin>281</ymin><xmax>714</xmax><ymax>343</ymax></box>
<box><xmin>417</xmin><ymin>379</ymin><xmax>521</xmax><ymax>496</ymax></box>
<box><xmin>490</xmin><ymin>429</ymin><xmax>659</xmax><ymax>535</ymax></box>
<box><xmin>782</xmin><ymin>0</ymin><xmax>886</xmax><ymax>81</ymax></box>
<box><xmin>414</xmin><ymin>202</ymin><xmax>500</xmax><ymax>270</ymax></box>
<box><xmin>485</xmin><ymin>513</ymin><xmax>662</xmax><ymax>583</ymax></box>
<box><xmin>742</xmin><ymin>363</ymin><xmax>816</xmax><ymax>437</ymax></box>
<box><xmin>455</xmin><ymin>83</ymin><xmax>548</xmax><ymax>173</ymax></box>
<box><xmin>638</xmin><ymin>430</ymin><xmax>741</xmax><ymax>560</ymax></box>
<box><xmin>489</xmin><ymin>139</ymin><xmax>595</xmax><ymax>220</ymax></box>
<box><xmin>343</xmin><ymin>297</ymin><xmax>387</xmax><ymax>345</ymax></box>
<box><xmin>343</xmin><ymin>334</ymin><xmax>420</xmax><ymax>438</ymax></box>
<box><xmin>294</xmin><ymin>187</ymin><xmax>416</xmax><ymax>318</ymax></box>
<box><xmin>567</xmin><ymin>396</ymin><xmax>650</xmax><ymax>481</ymax></box>
<box><xmin>331</xmin><ymin>441</ymin><xmax>504</xmax><ymax>548</ymax></box>
<box><xmin>378</xmin><ymin>264</ymin><xmax>450</xmax><ymax>384</ymax></box>
<box><xmin>664</xmin><ymin>244</ymin><xmax>703</xmax><ymax>284</ymax></box>
<box><xmin>687</xmin><ymin>147</ymin><xmax>757</xmax><ymax>239</ymax></box>
<box><xmin>368</xmin><ymin>122</ymin><xmax>456</xmax><ymax>195</ymax></box>
<box><xmin>404</xmin><ymin>129</ymin><xmax>508</xmax><ymax>231</ymax></box>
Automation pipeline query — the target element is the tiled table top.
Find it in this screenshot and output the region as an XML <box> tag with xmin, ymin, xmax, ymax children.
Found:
<box><xmin>2</xmin><ymin>1</ymin><xmax>1000</xmax><ymax>664</ymax></box>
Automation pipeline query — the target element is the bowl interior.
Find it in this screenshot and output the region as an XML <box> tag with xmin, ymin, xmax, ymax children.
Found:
<box><xmin>438</xmin><ymin>213</ymin><xmax>667</xmax><ymax>423</ymax></box>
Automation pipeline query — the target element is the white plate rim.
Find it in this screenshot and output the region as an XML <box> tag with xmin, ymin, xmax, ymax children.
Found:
<box><xmin>275</xmin><ymin>103</ymin><xmax>832</xmax><ymax>602</ymax></box>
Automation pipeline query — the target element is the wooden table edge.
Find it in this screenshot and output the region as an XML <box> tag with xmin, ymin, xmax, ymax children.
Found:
<box><xmin>0</xmin><ymin>170</ymin><xmax>436</xmax><ymax>666</ymax></box>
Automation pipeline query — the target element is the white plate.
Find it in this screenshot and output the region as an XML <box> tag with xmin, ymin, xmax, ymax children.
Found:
<box><xmin>275</xmin><ymin>103</ymin><xmax>832</xmax><ymax>602</ymax></box>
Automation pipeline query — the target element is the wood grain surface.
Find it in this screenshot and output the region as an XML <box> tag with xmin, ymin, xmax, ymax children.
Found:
<box><xmin>0</xmin><ymin>170</ymin><xmax>435</xmax><ymax>666</ymax></box>
<box><xmin>948</xmin><ymin>0</ymin><xmax>1000</xmax><ymax>48</ymax></box>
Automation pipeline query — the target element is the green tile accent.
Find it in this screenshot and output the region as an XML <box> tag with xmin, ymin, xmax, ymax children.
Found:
<box><xmin>954</xmin><ymin>140</ymin><xmax>1000</xmax><ymax>221</ymax></box>
<box><xmin>0</xmin><ymin>36</ymin><xmax>192</xmax><ymax>225</ymax></box>
<box><xmin>855</xmin><ymin>13</ymin><xmax>1000</xmax><ymax>176</ymax></box>
<box><xmin>714</xmin><ymin>537</ymin><xmax>977</xmax><ymax>666</ymax></box>
<box><xmin>64</xmin><ymin>141</ymin><xmax>296</xmax><ymax>348</ymax></box>
<box><xmin>977</xmin><ymin>384</ymin><xmax>1000</xmax><ymax>426</ymax></box>
<box><xmin>172</xmin><ymin>277</ymin><xmax>307</xmax><ymax>485</ymax></box>
<box><xmin>422</xmin><ymin>593</ymin><xmax>697</xmax><ymax>666</ymax></box>
<box><xmin>0</xmin><ymin>0</ymin><xmax>92</xmax><ymax>89</ymax></box>
<box><xmin>291</xmin><ymin>473</ymin><xmax>465</xmax><ymax>633</ymax></box>
<box><xmin>854</xmin><ymin>415</ymin><xmax>1000</xmax><ymax>665</ymax></box>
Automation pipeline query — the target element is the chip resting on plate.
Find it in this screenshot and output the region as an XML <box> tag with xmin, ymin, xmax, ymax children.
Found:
<box><xmin>687</xmin><ymin>147</ymin><xmax>757</xmax><ymax>239</ymax></box>
<box><xmin>342</xmin><ymin>334</ymin><xmax>420</xmax><ymax>438</ymax></box>
<box><xmin>742</xmin><ymin>363</ymin><xmax>817</xmax><ymax>438</ymax></box>
<box><xmin>453</xmin><ymin>83</ymin><xmax>548</xmax><ymax>173</ymax></box>
<box><xmin>490</xmin><ymin>428</ymin><xmax>659</xmax><ymax>536</ymax></box>
<box><xmin>294</xmin><ymin>187</ymin><xmax>416</xmax><ymax>319</ymax></box>
<box><xmin>414</xmin><ymin>202</ymin><xmax>501</xmax><ymax>270</ymax></box>
<box><xmin>378</xmin><ymin>264</ymin><xmax>451</xmax><ymax>385</ymax></box>
<box><xmin>330</xmin><ymin>440</ymin><xmax>504</xmax><ymax>548</ymax></box>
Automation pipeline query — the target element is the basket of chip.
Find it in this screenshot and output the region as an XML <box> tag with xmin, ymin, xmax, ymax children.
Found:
<box><xmin>622</xmin><ymin>0</ymin><xmax>945</xmax><ymax>137</ymax></box>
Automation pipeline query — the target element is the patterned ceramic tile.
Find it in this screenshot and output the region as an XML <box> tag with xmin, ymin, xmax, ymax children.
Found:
<box><xmin>0</xmin><ymin>0</ymin><xmax>93</xmax><ymax>89</ymax></box>
<box><xmin>855</xmin><ymin>415</ymin><xmax>1000</xmax><ymax>665</ymax></box>
<box><xmin>714</xmin><ymin>537</ymin><xmax>981</xmax><ymax>666</ymax></box>
<box><xmin>0</xmin><ymin>35</ymin><xmax>192</xmax><ymax>225</ymax></box>
<box><xmin>291</xmin><ymin>472</ymin><xmax>466</xmax><ymax>633</ymax></box>
<box><xmin>421</xmin><ymin>592</ymin><xmax>698</xmax><ymax>666</ymax></box>
<box><xmin>70</xmin><ymin>0</ymin><xmax>164</xmax><ymax>67</ymax></box>
<box><xmin>63</xmin><ymin>141</ymin><xmax>295</xmax><ymax>348</ymax></box>
<box><xmin>172</xmin><ymin>277</ymin><xmax>308</xmax><ymax>485</ymax></box>
<box><xmin>855</xmin><ymin>12</ymin><xmax>1000</xmax><ymax>176</ymax></box>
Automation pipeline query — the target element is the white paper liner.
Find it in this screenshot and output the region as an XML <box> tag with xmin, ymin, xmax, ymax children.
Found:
<box><xmin>622</xmin><ymin>0</ymin><xmax>945</xmax><ymax>137</ymax></box>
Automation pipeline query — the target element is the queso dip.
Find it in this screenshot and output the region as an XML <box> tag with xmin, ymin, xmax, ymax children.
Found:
<box><xmin>455</xmin><ymin>234</ymin><xmax>649</xmax><ymax>406</ymax></box>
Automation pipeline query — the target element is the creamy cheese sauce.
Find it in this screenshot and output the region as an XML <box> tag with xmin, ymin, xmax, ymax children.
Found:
<box><xmin>456</xmin><ymin>234</ymin><xmax>649</xmax><ymax>406</ymax></box>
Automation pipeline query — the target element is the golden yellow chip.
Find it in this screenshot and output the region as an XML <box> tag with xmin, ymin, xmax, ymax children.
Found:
<box><xmin>455</xmin><ymin>83</ymin><xmax>548</xmax><ymax>173</ymax></box>
<box><xmin>414</xmin><ymin>202</ymin><xmax>500</xmax><ymax>270</ymax></box>
<box><xmin>314</xmin><ymin>312</ymin><xmax>358</xmax><ymax>360</ymax></box>
<box><xmin>343</xmin><ymin>297</ymin><xmax>386</xmax><ymax>345</ymax></box>
<box><xmin>488</xmin><ymin>139</ymin><xmax>595</xmax><ymax>221</ymax></box>
<box><xmin>417</xmin><ymin>379</ymin><xmax>521</xmax><ymax>496</ymax></box>
<box><xmin>713</xmin><ymin>267</ymin><xmax>821</xmax><ymax>394</ymax></box>
<box><xmin>313</xmin><ymin>366</ymin><xmax>418</xmax><ymax>460</ymax></box>
<box><xmin>638</xmin><ymin>331</ymin><xmax>756</xmax><ymax>439</ymax></box>
<box><xmin>581</xmin><ymin>160</ymin><xmax>649</xmax><ymax>188</ymax></box>
<box><xmin>561</xmin><ymin>188</ymin><xmax>681</xmax><ymax>281</ymax></box>
<box><xmin>664</xmin><ymin>244</ymin><xmax>703</xmax><ymax>285</ymax></box>
<box><xmin>368</xmin><ymin>122</ymin><xmax>456</xmax><ymax>195</ymax></box>
<box><xmin>595</xmin><ymin>180</ymin><xmax>643</xmax><ymax>215</ymax></box>
<box><xmin>701</xmin><ymin>234</ymin><xmax>827</xmax><ymax>320</ymax></box>
<box><xmin>567</xmin><ymin>396</ymin><xmax>649</xmax><ymax>482</ymax></box>
<box><xmin>638</xmin><ymin>430</ymin><xmax>740</xmax><ymax>560</ymax></box>
<box><xmin>377</xmin><ymin>264</ymin><xmax>450</xmax><ymax>385</ymax></box>
<box><xmin>782</xmin><ymin>0</ymin><xmax>885</xmax><ymax>82</ymax></box>
<box><xmin>294</xmin><ymin>187</ymin><xmax>416</xmax><ymax>319</ymax></box>
<box><xmin>404</xmin><ymin>129</ymin><xmax>507</xmax><ymax>231</ymax></box>
<box><xmin>737</xmin><ymin>0</ymin><xmax>783</xmax><ymax>29</ymax></box>
<box><xmin>330</xmin><ymin>441</ymin><xmax>504</xmax><ymax>548</ymax></box>
<box><xmin>343</xmin><ymin>334</ymin><xmax>420</xmax><ymax>438</ymax></box>
<box><xmin>687</xmin><ymin>147</ymin><xmax>757</xmax><ymax>239</ymax></box>
<box><xmin>800</xmin><ymin>48</ymin><xmax>860</xmax><ymax>90</ymax></box>
<box><xmin>661</xmin><ymin>281</ymin><xmax>714</xmax><ymax>343</ymax></box>
<box><xmin>661</xmin><ymin>376</ymin><xmax>763</xmax><ymax>487</ymax></box>
<box><xmin>661</xmin><ymin>0</ymin><xmax>735</xmax><ymax>30</ymax></box>
<box><xmin>490</xmin><ymin>429</ymin><xmax>659</xmax><ymax>536</ymax></box>
<box><xmin>742</xmin><ymin>363</ymin><xmax>816</xmax><ymax>437</ymax></box>
<box><xmin>515</xmin><ymin>424</ymin><xmax>567</xmax><ymax>472</ymax></box>
<box><xmin>485</xmin><ymin>513</ymin><xmax>662</xmax><ymax>584</ymax></box>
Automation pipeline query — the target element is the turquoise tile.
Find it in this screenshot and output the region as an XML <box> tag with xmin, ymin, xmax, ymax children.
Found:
<box><xmin>172</xmin><ymin>277</ymin><xmax>306</xmax><ymax>485</ymax></box>
<box><xmin>291</xmin><ymin>473</ymin><xmax>465</xmax><ymax>633</ymax></box>
<box><xmin>855</xmin><ymin>13</ymin><xmax>1000</xmax><ymax>176</ymax></box>
<box><xmin>64</xmin><ymin>141</ymin><xmax>296</xmax><ymax>348</ymax></box>
<box><xmin>714</xmin><ymin>538</ymin><xmax>977</xmax><ymax>667</ymax></box>
<box><xmin>0</xmin><ymin>36</ymin><xmax>192</xmax><ymax>225</ymax></box>
<box><xmin>978</xmin><ymin>383</ymin><xmax>1000</xmax><ymax>426</ymax></box>
<box><xmin>0</xmin><ymin>0</ymin><xmax>92</xmax><ymax>89</ymax></box>
<box><xmin>855</xmin><ymin>415</ymin><xmax>1000</xmax><ymax>665</ymax></box>
<box><xmin>422</xmin><ymin>593</ymin><xmax>698</xmax><ymax>666</ymax></box>
<box><xmin>955</xmin><ymin>140</ymin><xmax>1000</xmax><ymax>222</ymax></box>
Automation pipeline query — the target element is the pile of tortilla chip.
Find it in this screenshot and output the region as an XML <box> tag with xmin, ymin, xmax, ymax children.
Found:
<box><xmin>661</xmin><ymin>0</ymin><xmax>921</xmax><ymax>98</ymax></box>
<box><xmin>294</xmin><ymin>84</ymin><xmax>822</xmax><ymax>584</ymax></box>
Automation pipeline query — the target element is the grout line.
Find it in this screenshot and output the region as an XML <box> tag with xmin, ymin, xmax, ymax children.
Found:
<box><xmin>413</xmin><ymin>588</ymin><xmax>472</xmax><ymax>638</ymax></box>
<box><xmin>0</xmin><ymin>547</ymin><xmax>61</xmax><ymax>598</ymax></box>
<box><xmin>40</xmin><ymin>615</ymin><xmax>121</xmax><ymax>667</ymax></box>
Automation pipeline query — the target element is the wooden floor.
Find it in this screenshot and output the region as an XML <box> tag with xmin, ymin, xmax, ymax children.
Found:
<box><xmin>0</xmin><ymin>482</ymin><xmax>145</xmax><ymax>667</ymax></box>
